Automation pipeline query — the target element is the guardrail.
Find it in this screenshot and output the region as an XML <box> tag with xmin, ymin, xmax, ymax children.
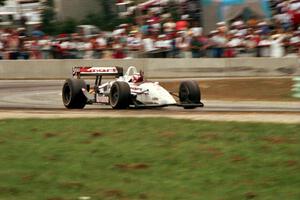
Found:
<box><xmin>0</xmin><ymin>58</ymin><xmax>299</xmax><ymax>79</ymax></box>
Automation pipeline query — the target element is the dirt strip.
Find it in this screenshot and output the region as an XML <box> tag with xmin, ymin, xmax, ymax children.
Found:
<box><xmin>162</xmin><ymin>77</ymin><xmax>300</xmax><ymax>102</ymax></box>
<box><xmin>0</xmin><ymin>109</ymin><xmax>300</xmax><ymax>124</ymax></box>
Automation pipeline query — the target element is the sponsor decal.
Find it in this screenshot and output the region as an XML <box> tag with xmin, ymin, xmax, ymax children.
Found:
<box><xmin>130</xmin><ymin>87</ymin><xmax>142</xmax><ymax>91</ymax></box>
<box><xmin>130</xmin><ymin>87</ymin><xmax>149</xmax><ymax>95</ymax></box>
<box><xmin>74</xmin><ymin>67</ymin><xmax>118</xmax><ymax>74</ymax></box>
<box><xmin>97</xmin><ymin>95</ymin><xmax>109</xmax><ymax>103</ymax></box>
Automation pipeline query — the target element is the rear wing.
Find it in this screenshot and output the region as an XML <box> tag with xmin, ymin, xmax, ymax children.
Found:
<box><xmin>72</xmin><ymin>66</ymin><xmax>123</xmax><ymax>78</ymax></box>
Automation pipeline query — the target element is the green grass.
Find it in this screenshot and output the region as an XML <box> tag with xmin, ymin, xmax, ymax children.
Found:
<box><xmin>0</xmin><ymin>118</ymin><xmax>299</xmax><ymax>200</ymax></box>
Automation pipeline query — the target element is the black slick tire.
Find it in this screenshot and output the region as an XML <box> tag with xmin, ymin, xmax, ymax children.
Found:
<box><xmin>62</xmin><ymin>78</ymin><xmax>87</xmax><ymax>109</ymax></box>
<box><xmin>109</xmin><ymin>81</ymin><xmax>131</xmax><ymax>109</ymax></box>
<box><xmin>179</xmin><ymin>80</ymin><xmax>201</xmax><ymax>109</ymax></box>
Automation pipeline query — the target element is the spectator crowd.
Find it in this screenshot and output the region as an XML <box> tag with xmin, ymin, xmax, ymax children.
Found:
<box><xmin>0</xmin><ymin>0</ymin><xmax>300</xmax><ymax>60</ymax></box>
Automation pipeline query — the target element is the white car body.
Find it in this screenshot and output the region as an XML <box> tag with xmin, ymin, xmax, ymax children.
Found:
<box><xmin>116</xmin><ymin>66</ymin><xmax>176</xmax><ymax>106</ymax></box>
<box><xmin>88</xmin><ymin>66</ymin><xmax>176</xmax><ymax>107</ymax></box>
<box><xmin>63</xmin><ymin>66</ymin><xmax>203</xmax><ymax>109</ymax></box>
<box><xmin>132</xmin><ymin>82</ymin><xmax>176</xmax><ymax>105</ymax></box>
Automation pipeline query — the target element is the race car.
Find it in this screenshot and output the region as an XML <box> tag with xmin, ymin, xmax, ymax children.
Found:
<box><xmin>62</xmin><ymin>66</ymin><xmax>204</xmax><ymax>109</ymax></box>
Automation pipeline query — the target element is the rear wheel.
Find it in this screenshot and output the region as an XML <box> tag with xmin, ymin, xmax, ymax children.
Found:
<box><xmin>62</xmin><ymin>78</ymin><xmax>87</xmax><ymax>109</ymax></box>
<box><xmin>179</xmin><ymin>81</ymin><xmax>201</xmax><ymax>109</ymax></box>
<box><xmin>109</xmin><ymin>81</ymin><xmax>131</xmax><ymax>109</ymax></box>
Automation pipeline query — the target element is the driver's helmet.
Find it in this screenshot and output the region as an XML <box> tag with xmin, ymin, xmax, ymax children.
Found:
<box><xmin>132</xmin><ymin>73</ymin><xmax>144</xmax><ymax>83</ymax></box>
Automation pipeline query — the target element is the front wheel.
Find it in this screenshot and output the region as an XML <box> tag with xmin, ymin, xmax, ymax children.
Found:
<box><xmin>62</xmin><ymin>78</ymin><xmax>87</xmax><ymax>109</ymax></box>
<box><xmin>179</xmin><ymin>80</ymin><xmax>201</xmax><ymax>109</ymax></box>
<box><xmin>109</xmin><ymin>81</ymin><xmax>131</xmax><ymax>109</ymax></box>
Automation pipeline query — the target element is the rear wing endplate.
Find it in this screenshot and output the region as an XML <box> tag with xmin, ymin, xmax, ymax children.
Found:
<box><xmin>73</xmin><ymin>66</ymin><xmax>123</xmax><ymax>78</ymax></box>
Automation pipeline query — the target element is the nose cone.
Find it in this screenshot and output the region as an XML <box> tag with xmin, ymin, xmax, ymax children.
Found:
<box><xmin>154</xmin><ymin>85</ymin><xmax>176</xmax><ymax>105</ymax></box>
<box><xmin>138</xmin><ymin>82</ymin><xmax>176</xmax><ymax>105</ymax></box>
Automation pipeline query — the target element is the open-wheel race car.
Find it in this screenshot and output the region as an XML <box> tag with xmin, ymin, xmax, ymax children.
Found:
<box><xmin>62</xmin><ymin>66</ymin><xmax>204</xmax><ymax>109</ymax></box>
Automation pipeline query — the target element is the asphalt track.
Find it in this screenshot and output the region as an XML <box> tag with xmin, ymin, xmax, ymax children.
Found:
<box><xmin>0</xmin><ymin>80</ymin><xmax>300</xmax><ymax>123</ymax></box>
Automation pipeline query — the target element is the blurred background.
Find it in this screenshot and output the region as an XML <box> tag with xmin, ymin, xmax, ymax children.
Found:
<box><xmin>0</xmin><ymin>0</ymin><xmax>299</xmax><ymax>60</ymax></box>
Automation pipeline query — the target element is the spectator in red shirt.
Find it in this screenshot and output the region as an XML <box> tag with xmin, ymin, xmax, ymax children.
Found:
<box><xmin>112</xmin><ymin>38</ymin><xmax>126</xmax><ymax>59</ymax></box>
<box><xmin>176</xmin><ymin>15</ymin><xmax>189</xmax><ymax>31</ymax></box>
